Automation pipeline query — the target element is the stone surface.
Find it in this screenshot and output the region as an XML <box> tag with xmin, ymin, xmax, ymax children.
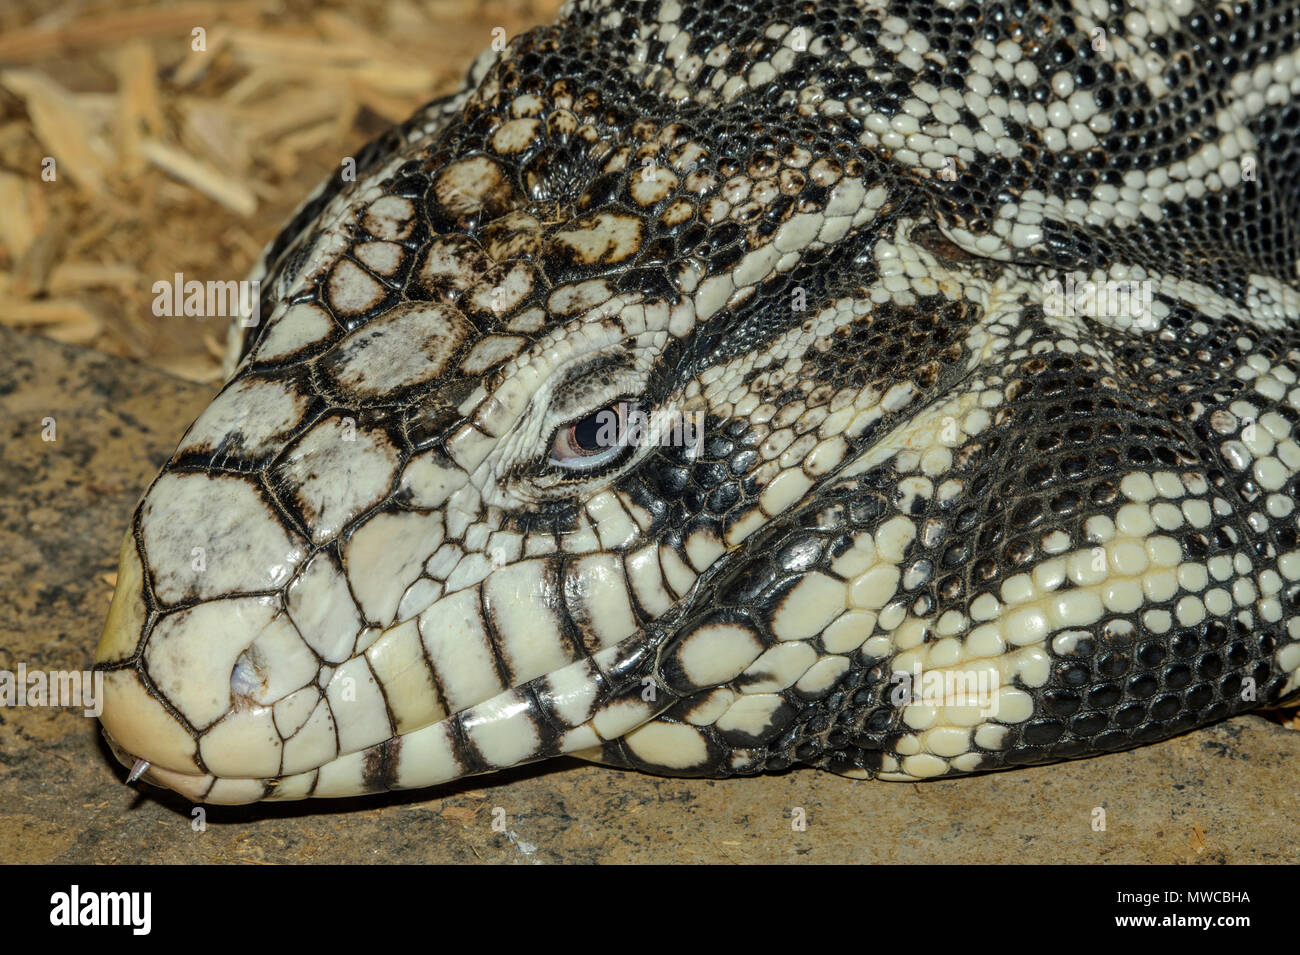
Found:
<box><xmin>1</xmin><ymin>325</ymin><xmax>1297</xmax><ymax>864</ymax></box>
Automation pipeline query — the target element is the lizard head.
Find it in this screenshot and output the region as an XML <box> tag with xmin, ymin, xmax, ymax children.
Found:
<box><xmin>96</xmin><ymin>0</ymin><xmax>1300</xmax><ymax>804</ymax></box>
<box><xmin>96</xmin><ymin>5</ymin><xmax>919</xmax><ymax>805</ymax></box>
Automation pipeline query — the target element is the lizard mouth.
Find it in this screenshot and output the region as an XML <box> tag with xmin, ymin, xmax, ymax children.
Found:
<box><xmin>94</xmin><ymin>522</ymin><xmax>676</xmax><ymax>805</ymax></box>
<box><xmin>98</xmin><ymin>634</ymin><xmax>664</xmax><ymax>806</ymax></box>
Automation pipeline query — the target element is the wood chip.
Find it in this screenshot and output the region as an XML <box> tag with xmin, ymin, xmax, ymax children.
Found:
<box><xmin>268</xmin><ymin>119</ymin><xmax>348</xmax><ymax>176</ymax></box>
<box><xmin>138</xmin><ymin>138</ymin><xmax>258</xmax><ymax>215</ymax></box>
<box><xmin>348</xmin><ymin>80</ymin><xmax>426</xmax><ymax>124</ymax></box>
<box><xmin>171</xmin><ymin>26</ymin><xmax>233</xmax><ymax>88</ymax></box>
<box><xmin>10</xmin><ymin>227</ymin><xmax>60</xmax><ymax>298</ymax></box>
<box><xmin>0</xmin><ymin>298</ymin><xmax>93</xmax><ymax>325</ymax></box>
<box><xmin>114</xmin><ymin>40</ymin><xmax>165</xmax><ymax>176</ymax></box>
<box><xmin>440</xmin><ymin>805</ymin><xmax>480</xmax><ymax>827</ymax></box>
<box><xmin>202</xmin><ymin>331</ymin><xmax>226</xmax><ymax>361</ymax></box>
<box><xmin>0</xmin><ymin>2</ymin><xmax>265</xmax><ymax>63</ymax></box>
<box><xmin>228</xmin><ymin>85</ymin><xmax>346</xmax><ymax>142</ymax></box>
<box><xmin>153</xmin><ymin>353</ymin><xmax>225</xmax><ymax>384</ymax></box>
<box><xmin>0</xmin><ymin>298</ymin><xmax>103</xmax><ymax>344</ymax></box>
<box><xmin>0</xmin><ymin>171</ymin><xmax>45</xmax><ymax>262</ymax></box>
<box><xmin>48</xmin><ymin>261</ymin><xmax>141</xmax><ymax>293</ymax></box>
<box><xmin>181</xmin><ymin>100</ymin><xmax>253</xmax><ymax>178</ymax></box>
<box><xmin>1</xmin><ymin>70</ymin><xmax>112</xmax><ymax>196</ymax></box>
<box><xmin>226</xmin><ymin>28</ymin><xmax>379</xmax><ymax>67</ymax></box>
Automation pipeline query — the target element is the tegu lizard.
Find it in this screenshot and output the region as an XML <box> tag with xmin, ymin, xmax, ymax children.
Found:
<box><xmin>95</xmin><ymin>0</ymin><xmax>1300</xmax><ymax>804</ymax></box>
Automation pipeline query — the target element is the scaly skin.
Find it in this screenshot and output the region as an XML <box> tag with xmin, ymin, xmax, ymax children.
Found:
<box><xmin>95</xmin><ymin>0</ymin><xmax>1300</xmax><ymax>804</ymax></box>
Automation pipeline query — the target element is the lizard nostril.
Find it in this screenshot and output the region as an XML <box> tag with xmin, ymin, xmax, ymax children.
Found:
<box><xmin>230</xmin><ymin>651</ymin><xmax>265</xmax><ymax>701</ymax></box>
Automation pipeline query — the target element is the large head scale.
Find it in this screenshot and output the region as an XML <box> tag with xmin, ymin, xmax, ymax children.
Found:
<box><xmin>96</xmin><ymin>0</ymin><xmax>1300</xmax><ymax>804</ymax></box>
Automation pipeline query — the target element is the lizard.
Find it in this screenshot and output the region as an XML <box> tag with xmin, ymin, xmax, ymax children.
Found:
<box><xmin>94</xmin><ymin>0</ymin><xmax>1300</xmax><ymax>804</ymax></box>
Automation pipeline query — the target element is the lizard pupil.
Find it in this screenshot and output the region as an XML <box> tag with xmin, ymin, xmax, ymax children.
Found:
<box><xmin>572</xmin><ymin>410</ymin><xmax>611</xmax><ymax>451</ymax></box>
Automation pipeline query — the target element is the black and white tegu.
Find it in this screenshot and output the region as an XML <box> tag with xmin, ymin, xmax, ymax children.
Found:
<box><xmin>95</xmin><ymin>0</ymin><xmax>1300</xmax><ymax>804</ymax></box>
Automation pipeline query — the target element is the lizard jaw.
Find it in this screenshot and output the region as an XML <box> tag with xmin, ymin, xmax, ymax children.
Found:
<box><xmin>100</xmin><ymin>630</ymin><xmax>668</xmax><ymax>805</ymax></box>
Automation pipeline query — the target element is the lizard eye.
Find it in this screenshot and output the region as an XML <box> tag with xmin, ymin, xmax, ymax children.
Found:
<box><xmin>549</xmin><ymin>399</ymin><xmax>640</xmax><ymax>471</ymax></box>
